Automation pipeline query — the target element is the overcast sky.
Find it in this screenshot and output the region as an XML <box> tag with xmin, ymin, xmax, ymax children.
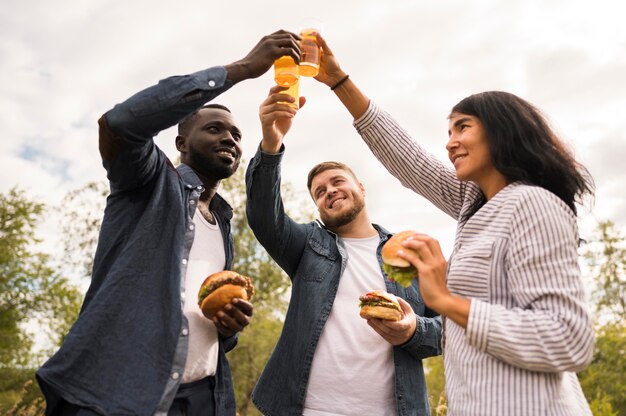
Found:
<box><xmin>2</xmin><ymin>0</ymin><xmax>625</xmax><ymax>259</ymax></box>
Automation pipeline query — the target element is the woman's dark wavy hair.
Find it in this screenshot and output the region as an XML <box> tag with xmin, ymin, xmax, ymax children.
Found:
<box><xmin>450</xmin><ymin>91</ymin><xmax>594</xmax><ymax>220</ymax></box>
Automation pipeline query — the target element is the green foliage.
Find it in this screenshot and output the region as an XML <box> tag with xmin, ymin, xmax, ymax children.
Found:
<box><xmin>424</xmin><ymin>356</ymin><xmax>447</xmax><ymax>415</ymax></box>
<box><xmin>59</xmin><ymin>181</ymin><xmax>108</xmax><ymax>278</ymax></box>
<box><xmin>0</xmin><ymin>188</ymin><xmax>81</xmax><ymax>412</ymax></box>
<box><xmin>578</xmin><ymin>322</ymin><xmax>626</xmax><ymax>415</ymax></box>
<box><xmin>582</xmin><ymin>220</ymin><xmax>626</xmax><ymax>324</ymax></box>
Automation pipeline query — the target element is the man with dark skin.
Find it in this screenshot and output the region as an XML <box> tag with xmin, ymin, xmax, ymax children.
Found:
<box><xmin>37</xmin><ymin>30</ymin><xmax>301</xmax><ymax>416</ymax></box>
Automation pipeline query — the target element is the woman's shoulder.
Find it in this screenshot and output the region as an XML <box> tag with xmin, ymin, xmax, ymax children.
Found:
<box><xmin>503</xmin><ymin>182</ymin><xmax>576</xmax><ymax>222</ymax></box>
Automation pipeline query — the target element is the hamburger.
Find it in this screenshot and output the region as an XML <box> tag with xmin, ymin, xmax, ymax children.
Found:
<box><xmin>197</xmin><ymin>270</ymin><xmax>255</xmax><ymax>319</ymax></box>
<box><xmin>358</xmin><ymin>290</ymin><xmax>402</xmax><ymax>321</ymax></box>
<box><xmin>382</xmin><ymin>230</ymin><xmax>419</xmax><ymax>288</ymax></box>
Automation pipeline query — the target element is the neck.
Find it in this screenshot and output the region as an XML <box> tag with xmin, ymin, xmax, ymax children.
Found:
<box><xmin>333</xmin><ymin>212</ymin><xmax>378</xmax><ymax>239</ymax></box>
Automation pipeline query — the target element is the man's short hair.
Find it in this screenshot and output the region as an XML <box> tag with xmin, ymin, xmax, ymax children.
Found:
<box><xmin>307</xmin><ymin>161</ymin><xmax>360</xmax><ymax>192</ymax></box>
<box><xmin>178</xmin><ymin>104</ymin><xmax>231</xmax><ymax>136</ymax></box>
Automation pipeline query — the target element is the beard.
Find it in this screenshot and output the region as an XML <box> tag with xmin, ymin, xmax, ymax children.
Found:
<box><xmin>188</xmin><ymin>147</ymin><xmax>240</xmax><ymax>180</ymax></box>
<box><xmin>320</xmin><ymin>195</ymin><xmax>365</xmax><ymax>230</ymax></box>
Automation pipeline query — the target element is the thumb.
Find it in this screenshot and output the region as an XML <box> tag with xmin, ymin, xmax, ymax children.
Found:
<box><xmin>299</xmin><ymin>95</ymin><xmax>307</xmax><ymax>109</ymax></box>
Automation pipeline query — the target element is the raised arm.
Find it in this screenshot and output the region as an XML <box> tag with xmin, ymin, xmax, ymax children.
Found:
<box><xmin>99</xmin><ymin>30</ymin><xmax>301</xmax><ymax>192</ymax></box>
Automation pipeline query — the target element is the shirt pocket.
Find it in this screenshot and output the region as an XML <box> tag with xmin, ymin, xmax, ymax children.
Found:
<box><xmin>298</xmin><ymin>237</ymin><xmax>338</xmax><ymax>282</ymax></box>
<box><xmin>447</xmin><ymin>240</ymin><xmax>494</xmax><ymax>300</ymax></box>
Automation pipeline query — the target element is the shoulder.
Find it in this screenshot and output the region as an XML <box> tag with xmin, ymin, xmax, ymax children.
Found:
<box><xmin>504</xmin><ymin>183</ymin><xmax>577</xmax><ymax>230</ymax></box>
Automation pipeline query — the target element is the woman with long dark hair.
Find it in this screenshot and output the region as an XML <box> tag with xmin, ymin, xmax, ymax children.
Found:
<box><xmin>313</xmin><ymin>35</ymin><xmax>595</xmax><ymax>415</ymax></box>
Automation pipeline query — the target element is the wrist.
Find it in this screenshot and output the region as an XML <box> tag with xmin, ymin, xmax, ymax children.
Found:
<box><xmin>224</xmin><ymin>61</ymin><xmax>249</xmax><ymax>84</ymax></box>
<box><xmin>260</xmin><ymin>139</ymin><xmax>281</xmax><ymax>154</ymax></box>
<box><xmin>330</xmin><ymin>73</ymin><xmax>349</xmax><ymax>90</ymax></box>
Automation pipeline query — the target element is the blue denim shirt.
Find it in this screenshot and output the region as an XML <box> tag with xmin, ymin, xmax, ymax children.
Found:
<box><xmin>37</xmin><ymin>67</ymin><xmax>240</xmax><ymax>415</ymax></box>
<box><xmin>245</xmin><ymin>148</ymin><xmax>443</xmax><ymax>416</ymax></box>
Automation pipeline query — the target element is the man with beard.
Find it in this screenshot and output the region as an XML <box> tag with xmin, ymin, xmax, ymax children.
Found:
<box><xmin>244</xmin><ymin>85</ymin><xmax>442</xmax><ymax>415</ymax></box>
<box><xmin>36</xmin><ymin>31</ymin><xmax>301</xmax><ymax>416</ymax></box>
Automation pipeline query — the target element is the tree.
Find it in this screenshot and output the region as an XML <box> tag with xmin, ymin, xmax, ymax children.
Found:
<box><xmin>579</xmin><ymin>220</ymin><xmax>626</xmax><ymax>414</ymax></box>
<box><xmin>424</xmin><ymin>356</ymin><xmax>447</xmax><ymax>416</ymax></box>
<box><xmin>578</xmin><ymin>322</ymin><xmax>625</xmax><ymax>415</ymax></box>
<box><xmin>32</xmin><ymin>161</ymin><xmax>314</xmax><ymax>415</ymax></box>
<box><xmin>0</xmin><ymin>188</ymin><xmax>82</xmax><ymax>413</ymax></box>
<box><xmin>582</xmin><ymin>220</ymin><xmax>626</xmax><ymax>325</ymax></box>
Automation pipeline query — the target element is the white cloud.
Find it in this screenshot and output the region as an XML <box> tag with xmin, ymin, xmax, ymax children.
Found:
<box><xmin>2</xmin><ymin>0</ymin><xmax>625</xmax><ymax>263</ymax></box>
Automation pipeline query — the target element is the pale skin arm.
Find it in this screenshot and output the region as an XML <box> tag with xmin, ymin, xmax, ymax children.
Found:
<box><xmin>259</xmin><ymin>85</ymin><xmax>306</xmax><ymax>154</ymax></box>
<box><xmin>366</xmin><ymin>297</ymin><xmax>418</xmax><ymax>345</ymax></box>
<box><xmin>313</xmin><ymin>34</ymin><xmax>369</xmax><ymax>120</ymax></box>
<box><xmin>399</xmin><ymin>234</ymin><xmax>470</xmax><ymax>328</ymax></box>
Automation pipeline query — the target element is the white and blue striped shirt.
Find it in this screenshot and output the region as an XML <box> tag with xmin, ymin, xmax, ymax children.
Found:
<box><xmin>354</xmin><ymin>102</ymin><xmax>594</xmax><ymax>416</ymax></box>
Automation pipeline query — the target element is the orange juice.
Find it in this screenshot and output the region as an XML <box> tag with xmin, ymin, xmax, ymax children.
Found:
<box><xmin>274</xmin><ymin>56</ymin><xmax>299</xmax><ymax>87</ymax></box>
<box><xmin>299</xmin><ymin>28</ymin><xmax>320</xmax><ymax>77</ymax></box>
<box><xmin>278</xmin><ymin>79</ymin><xmax>299</xmax><ymax>109</ymax></box>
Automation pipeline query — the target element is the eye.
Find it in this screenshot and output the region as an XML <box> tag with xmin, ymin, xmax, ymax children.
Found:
<box><xmin>207</xmin><ymin>125</ymin><xmax>220</xmax><ymax>133</ymax></box>
<box><xmin>232</xmin><ymin>130</ymin><xmax>242</xmax><ymax>141</ymax></box>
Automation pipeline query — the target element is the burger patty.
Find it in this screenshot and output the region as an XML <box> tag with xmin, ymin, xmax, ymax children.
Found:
<box><xmin>199</xmin><ymin>274</ymin><xmax>254</xmax><ymax>301</ymax></box>
<box><xmin>358</xmin><ymin>294</ymin><xmax>401</xmax><ymax>311</ymax></box>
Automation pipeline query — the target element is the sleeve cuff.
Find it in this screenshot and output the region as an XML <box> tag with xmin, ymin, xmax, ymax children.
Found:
<box><xmin>466</xmin><ymin>299</ymin><xmax>490</xmax><ymax>352</ymax></box>
<box><xmin>189</xmin><ymin>66</ymin><xmax>231</xmax><ymax>91</ymax></box>
<box><xmin>257</xmin><ymin>143</ymin><xmax>285</xmax><ymax>164</ymax></box>
<box><xmin>400</xmin><ymin>315</ymin><xmax>425</xmax><ymax>349</ymax></box>
<box><xmin>353</xmin><ymin>101</ymin><xmax>379</xmax><ymax>132</ymax></box>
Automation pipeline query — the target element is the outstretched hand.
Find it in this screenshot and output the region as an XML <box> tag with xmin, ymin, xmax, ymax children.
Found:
<box><xmin>225</xmin><ymin>30</ymin><xmax>301</xmax><ymax>84</ymax></box>
<box><xmin>314</xmin><ymin>34</ymin><xmax>347</xmax><ymax>88</ymax></box>
<box><xmin>366</xmin><ymin>297</ymin><xmax>417</xmax><ymax>345</ymax></box>
<box><xmin>259</xmin><ymin>85</ymin><xmax>306</xmax><ymax>154</ymax></box>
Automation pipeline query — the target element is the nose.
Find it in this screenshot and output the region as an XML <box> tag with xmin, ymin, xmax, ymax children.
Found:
<box><xmin>446</xmin><ymin>135</ymin><xmax>459</xmax><ymax>152</ymax></box>
<box><xmin>219</xmin><ymin>131</ymin><xmax>237</xmax><ymax>145</ymax></box>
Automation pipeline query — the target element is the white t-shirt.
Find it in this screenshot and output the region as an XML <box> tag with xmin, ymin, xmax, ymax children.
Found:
<box><xmin>303</xmin><ymin>235</ymin><xmax>397</xmax><ymax>416</ymax></box>
<box><xmin>181</xmin><ymin>211</ymin><xmax>225</xmax><ymax>383</ymax></box>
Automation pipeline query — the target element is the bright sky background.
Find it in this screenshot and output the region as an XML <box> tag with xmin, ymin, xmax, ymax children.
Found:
<box><xmin>2</xmin><ymin>0</ymin><xmax>625</xmax><ymax>260</ymax></box>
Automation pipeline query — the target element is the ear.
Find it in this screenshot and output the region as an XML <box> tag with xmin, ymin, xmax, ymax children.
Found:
<box><xmin>175</xmin><ymin>135</ymin><xmax>187</xmax><ymax>153</ymax></box>
<box><xmin>359</xmin><ymin>182</ymin><xmax>366</xmax><ymax>195</ymax></box>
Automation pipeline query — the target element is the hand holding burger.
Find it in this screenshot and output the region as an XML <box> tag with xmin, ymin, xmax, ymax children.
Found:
<box><xmin>382</xmin><ymin>231</ymin><xmax>420</xmax><ymax>287</ymax></box>
<box><xmin>198</xmin><ymin>270</ymin><xmax>255</xmax><ymax>320</ymax></box>
<box><xmin>359</xmin><ymin>290</ymin><xmax>418</xmax><ymax>345</ymax></box>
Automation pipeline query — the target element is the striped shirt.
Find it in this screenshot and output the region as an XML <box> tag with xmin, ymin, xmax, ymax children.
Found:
<box><xmin>354</xmin><ymin>102</ymin><xmax>594</xmax><ymax>415</ymax></box>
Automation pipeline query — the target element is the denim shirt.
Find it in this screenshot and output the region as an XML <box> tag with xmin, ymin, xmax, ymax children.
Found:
<box><xmin>245</xmin><ymin>148</ymin><xmax>443</xmax><ymax>416</ymax></box>
<box><xmin>37</xmin><ymin>67</ymin><xmax>239</xmax><ymax>415</ymax></box>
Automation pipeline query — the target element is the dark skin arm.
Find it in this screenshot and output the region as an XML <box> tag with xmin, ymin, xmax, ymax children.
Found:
<box><xmin>224</xmin><ymin>30</ymin><xmax>301</xmax><ymax>85</ymax></box>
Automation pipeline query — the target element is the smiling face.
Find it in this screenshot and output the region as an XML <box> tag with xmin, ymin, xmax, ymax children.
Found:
<box><xmin>176</xmin><ymin>107</ymin><xmax>242</xmax><ymax>180</ymax></box>
<box><xmin>309</xmin><ymin>168</ymin><xmax>366</xmax><ymax>231</ymax></box>
<box><xmin>446</xmin><ymin>112</ymin><xmax>508</xmax><ymax>199</ymax></box>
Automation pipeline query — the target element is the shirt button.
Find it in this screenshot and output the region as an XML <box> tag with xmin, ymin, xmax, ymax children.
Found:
<box><xmin>182</xmin><ymin>328</ymin><xmax>189</xmax><ymax>336</ymax></box>
<box><xmin>189</xmin><ymin>224</ymin><xmax>194</xmax><ymax>230</ymax></box>
<box><xmin>172</xmin><ymin>372</ymin><xmax>180</xmax><ymax>380</ymax></box>
<box><xmin>189</xmin><ymin>200</ymin><xmax>196</xmax><ymax>205</ymax></box>
<box><xmin>181</xmin><ymin>292</ymin><xmax>186</xmax><ymax>299</ymax></box>
<box><xmin>208</xmin><ymin>80</ymin><xmax>216</xmax><ymax>87</ymax></box>
<box><xmin>182</xmin><ymin>259</ymin><xmax>188</xmax><ymax>265</ymax></box>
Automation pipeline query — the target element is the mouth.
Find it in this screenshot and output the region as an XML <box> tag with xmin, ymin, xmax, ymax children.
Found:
<box><xmin>215</xmin><ymin>147</ymin><xmax>238</xmax><ymax>163</ymax></box>
<box><xmin>327</xmin><ymin>195</ymin><xmax>346</xmax><ymax>209</ymax></box>
<box><xmin>450</xmin><ymin>154</ymin><xmax>468</xmax><ymax>167</ymax></box>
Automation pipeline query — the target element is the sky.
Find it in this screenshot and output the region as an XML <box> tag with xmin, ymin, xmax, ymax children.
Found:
<box><xmin>2</xmin><ymin>0</ymin><xmax>625</xmax><ymax>260</ymax></box>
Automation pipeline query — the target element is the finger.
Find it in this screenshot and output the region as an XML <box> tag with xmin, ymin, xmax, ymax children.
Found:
<box><xmin>231</xmin><ymin>298</ymin><xmax>254</xmax><ymax>317</ymax></box>
<box><xmin>397</xmin><ymin>297</ymin><xmax>414</xmax><ymax>316</ymax></box>
<box><xmin>216</xmin><ymin>310</ymin><xmax>245</xmax><ymax>332</ymax></box>
<box><xmin>316</xmin><ymin>33</ymin><xmax>333</xmax><ymax>56</ymax></box>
